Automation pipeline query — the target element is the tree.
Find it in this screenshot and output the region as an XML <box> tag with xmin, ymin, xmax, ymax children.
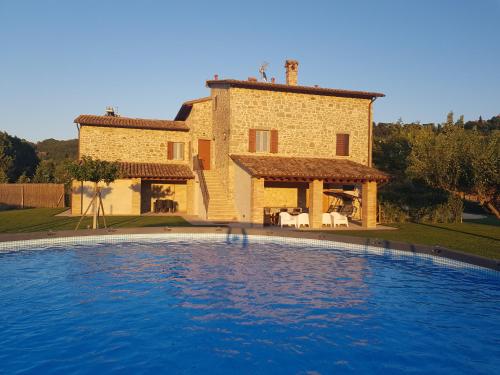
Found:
<box><xmin>66</xmin><ymin>156</ymin><xmax>120</xmax><ymax>229</ymax></box>
<box><xmin>0</xmin><ymin>131</ymin><xmax>39</xmax><ymax>182</ymax></box>
<box><xmin>446</xmin><ymin>111</ymin><xmax>454</xmax><ymax>126</ymax></box>
<box><xmin>32</xmin><ymin>160</ymin><xmax>56</xmax><ymax>183</ymax></box>
<box><xmin>408</xmin><ymin>126</ymin><xmax>499</xmax><ymax>217</ymax></box>
<box><xmin>17</xmin><ymin>173</ymin><xmax>31</xmax><ymax>183</ymax></box>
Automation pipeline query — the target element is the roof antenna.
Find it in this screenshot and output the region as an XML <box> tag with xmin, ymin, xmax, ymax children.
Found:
<box><xmin>259</xmin><ymin>62</ymin><xmax>269</xmax><ymax>82</ymax></box>
<box><xmin>105</xmin><ymin>106</ymin><xmax>118</xmax><ymax>117</ymax></box>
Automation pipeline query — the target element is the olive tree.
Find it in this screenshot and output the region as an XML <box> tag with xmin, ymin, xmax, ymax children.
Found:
<box><xmin>66</xmin><ymin>156</ymin><xmax>120</xmax><ymax>229</ymax></box>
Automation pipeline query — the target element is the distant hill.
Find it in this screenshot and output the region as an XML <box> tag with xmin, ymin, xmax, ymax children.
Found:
<box><xmin>36</xmin><ymin>138</ymin><xmax>78</xmax><ymax>161</ymax></box>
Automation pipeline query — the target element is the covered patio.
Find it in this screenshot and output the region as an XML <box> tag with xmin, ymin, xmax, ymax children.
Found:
<box><xmin>231</xmin><ymin>155</ymin><xmax>389</xmax><ymax>228</ymax></box>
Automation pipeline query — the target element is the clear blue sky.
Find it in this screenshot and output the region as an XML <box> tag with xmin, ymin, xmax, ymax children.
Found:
<box><xmin>1</xmin><ymin>0</ymin><xmax>499</xmax><ymax>141</ymax></box>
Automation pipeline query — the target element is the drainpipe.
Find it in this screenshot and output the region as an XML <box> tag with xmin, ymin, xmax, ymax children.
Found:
<box><xmin>368</xmin><ymin>97</ymin><xmax>377</xmax><ymax>167</ymax></box>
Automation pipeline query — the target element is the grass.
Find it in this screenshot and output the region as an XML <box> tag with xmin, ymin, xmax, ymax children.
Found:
<box><xmin>0</xmin><ymin>208</ymin><xmax>498</xmax><ymax>260</ymax></box>
<box><xmin>0</xmin><ymin>208</ymin><xmax>191</xmax><ymax>233</ymax></box>
<box><xmin>328</xmin><ymin>219</ymin><xmax>500</xmax><ymax>259</ymax></box>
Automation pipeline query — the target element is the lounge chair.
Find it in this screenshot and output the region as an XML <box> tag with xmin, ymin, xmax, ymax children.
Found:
<box><xmin>296</xmin><ymin>213</ymin><xmax>310</xmax><ymax>228</ymax></box>
<box><xmin>330</xmin><ymin>212</ymin><xmax>349</xmax><ymax>227</ymax></box>
<box><xmin>322</xmin><ymin>213</ymin><xmax>332</xmax><ymax>227</ymax></box>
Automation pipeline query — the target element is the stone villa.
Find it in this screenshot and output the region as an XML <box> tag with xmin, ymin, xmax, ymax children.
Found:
<box><xmin>72</xmin><ymin>60</ymin><xmax>388</xmax><ymax>228</ymax></box>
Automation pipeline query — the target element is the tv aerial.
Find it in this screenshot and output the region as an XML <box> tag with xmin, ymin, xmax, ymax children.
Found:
<box><xmin>259</xmin><ymin>62</ymin><xmax>269</xmax><ymax>82</ymax></box>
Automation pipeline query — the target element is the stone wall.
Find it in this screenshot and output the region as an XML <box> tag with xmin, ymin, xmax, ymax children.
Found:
<box><xmin>211</xmin><ymin>88</ymin><xmax>231</xmax><ymax>175</ymax></box>
<box><xmin>79</xmin><ymin>126</ymin><xmax>190</xmax><ymax>164</ymax></box>
<box><xmin>185</xmin><ymin>99</ymin><xmax>213</xmax><ymax>164</ymax></box>
<box><xmin>228</xmin><ymin>88</ymin><xmax>371</xmax><ymax>165</ymax></box>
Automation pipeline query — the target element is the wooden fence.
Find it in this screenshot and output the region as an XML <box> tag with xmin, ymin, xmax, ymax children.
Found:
<box><xmin>0</xmin><ymin>184</ymin><xmax>65</xmax><ymax>208</ymax></box>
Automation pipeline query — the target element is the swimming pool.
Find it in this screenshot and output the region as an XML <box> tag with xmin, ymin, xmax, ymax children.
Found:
<box><xmin>0</xmin><ymin>234</ymin><xmax>499</xmax><ymax>374</ymax></box>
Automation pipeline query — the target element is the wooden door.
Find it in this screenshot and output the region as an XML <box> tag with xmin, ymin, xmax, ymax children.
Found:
<box><xmin>198</xmin><ymin>139</ymin><xmax>211</xmax><ymax>170</ymax></box>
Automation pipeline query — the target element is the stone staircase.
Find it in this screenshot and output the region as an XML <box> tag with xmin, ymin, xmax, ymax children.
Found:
<box><xmin>203</xmin><ymin>171</ymin><xmax>238</xmax><ymax>221</ymax></box>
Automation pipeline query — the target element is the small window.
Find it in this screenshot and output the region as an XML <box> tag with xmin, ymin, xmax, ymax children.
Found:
<box><xmin>256</xmin><ymin>130</ymin><xmax>270</xmax><ymax>153</ymax></box>
<box><xmin>336</xmin><ymin>134</ymin><xmax>350</xmax><ymax>156</ymax></box>
<box><xmin>172</xmin><ymin>142</ymin><xmax>184</xmax><ymax>160</ymax></box>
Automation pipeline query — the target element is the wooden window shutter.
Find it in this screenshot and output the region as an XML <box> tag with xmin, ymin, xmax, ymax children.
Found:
<box><xmin>270</xmin><ymin>129</ymin><xmax>278</xmax><ymax>153</ymax></box>
<box><xmin>336</xmin><ymin>134</ymin><xmax>350</xmax><ymax>156</ymax></box>
<box><xmin>249</xmin><ymin>129</ymin><xmax>256</xmax><ymax>152</ymax></box>
<box><xmin>167</xmin><ymin>141</ymin><xmax>174</xmax><ymax>160</ymax></box>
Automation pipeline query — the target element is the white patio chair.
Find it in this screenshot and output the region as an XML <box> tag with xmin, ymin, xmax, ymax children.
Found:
<box><xmin>330</xmin><ymin>212</ymin><xmax>349</xmax><ymax>227</ymax></box>
<box><xmin>296</xmin><ymin>213</ymin><xmax>310</xmax><ymax>228</ymax></box>
<box><xmin>322</xmin><ymin>213</ymin><xmax>332</xmax><ymax>227</ymax></box>
<box><xmin>279</xmin><ymin>212</ymin><xmax>296</xmax><ymax>228</ymax></box>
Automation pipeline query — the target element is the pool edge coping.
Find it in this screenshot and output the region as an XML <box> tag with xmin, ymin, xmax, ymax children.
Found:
<box><xmin>0</xmin><ymin>226</ymin><xmax>498</xmax><ymax>272</ymax></box>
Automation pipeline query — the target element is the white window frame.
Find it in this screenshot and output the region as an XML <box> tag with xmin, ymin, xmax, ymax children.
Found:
<box><xmin>255</xmin><ymin>130</ymin><xmax>270</xmax><ymax>153</ymax></box>
<box><xmin>172</xmin><ymin>142</ymin><xmax>184</xmax><ymax>160</ymax></box>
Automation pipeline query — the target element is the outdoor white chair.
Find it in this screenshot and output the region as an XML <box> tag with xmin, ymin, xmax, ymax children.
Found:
<box><xmin>330</xmin><ymin>212</ymin><xmax>349</xmax><ymax>227</ymax></box>
<box><xmin>322</xmin><ymin>213</ymin><xmax>332</xmax><ymax>227</ymax></box>
<box><xmin>279</xmin><ymin>212</ymin><xmax>296</xmax><ymax>228</ymax></box>
<box><xmin>296</xmin><ymin>213</ymin><xmax>310</xmax><ymax>228</ymax></box>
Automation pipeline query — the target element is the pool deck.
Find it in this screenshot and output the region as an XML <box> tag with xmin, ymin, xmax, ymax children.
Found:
<box><xmin>0</xmin><ymin>226</ymin><xmax>498</xmax><ymax>272</ymax></box>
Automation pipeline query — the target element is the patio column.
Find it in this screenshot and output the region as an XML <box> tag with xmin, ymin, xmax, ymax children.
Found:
<box><xmin>131</xmin><ymin>178</ymin><xmax>142</xmax><ymax>215</ymax></box>
<box><xmin>251</xmin><ymin>177</ymin><xmax>265</xmax><ymax>226</ymax></box>
<box><xmin>186</xmin><ymin>179</ymin><xmax>195</xmax><ymax>215</ymax></box>
<box><xmin>308</xmin><ymin>179</ymin><xmax>323</xmax><ymax>228</ymax></box>
<box><xmin>362</xmin><ymin>181</ymin><xmax>377</xmax><ymax>228</ymax></box>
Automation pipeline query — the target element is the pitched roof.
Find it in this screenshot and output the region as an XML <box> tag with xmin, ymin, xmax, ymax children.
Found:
<box><xmin>174</xmin><ymin>97</ymin><xmax>212</xmax><ymax>121</ymax></box>
<box><xmin>230</xmin><ymin>155</ymin><xmax>389</xmax><ymax>182</ymax></box>
<box><xmin>207</xmin><ymin>79</ymin><xmax>385</xmax><ymax>100</ymax></box>
<box><xmin>74</xmin><ymin>115</ymin><xmax>189</xmax><ymax>131</ymax></box>
<box><xmin>118</xmin><ymin>162</ymin><xmax>194</xmax><ymax>180</ymax></box>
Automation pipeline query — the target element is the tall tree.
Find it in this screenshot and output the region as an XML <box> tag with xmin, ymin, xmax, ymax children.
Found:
<box><xmin>0</xmin><ymin>131</ymin><xmax>39</xmax><ymax>182</ymax></box>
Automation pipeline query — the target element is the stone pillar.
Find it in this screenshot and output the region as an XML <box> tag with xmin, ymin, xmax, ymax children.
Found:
<box><xmin>131</xmin><ymin>178</ymin><xmax>142</xmax><ymax>215</ymax></box>
<box><xmin>186</xmin><ymin>179</ymin><xmax>195</xmax><ymax>215</ymax></box>
<box><xmin>308</xmin><ymin>179</ymin><xmax>323</xmax><ymax>228</ymax></box>
<box><xmin>250</xmin><ymin>177</ymin><xmax>265</xmax><ymax>226</ymax></box>
<box><xmin>362</xmin><ymin>181</ymin><xmax>377</xmax><ymax>228</ymax></box>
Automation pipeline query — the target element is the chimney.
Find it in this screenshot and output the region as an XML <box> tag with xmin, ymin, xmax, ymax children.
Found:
<box><xmin>285</xmin><ymin>60</ymin><xmax>299</xmax><ymax>85</ymax></box>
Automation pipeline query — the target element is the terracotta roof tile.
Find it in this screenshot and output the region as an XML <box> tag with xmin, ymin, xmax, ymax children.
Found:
<box><xmin>207</xmin><ymin>79</ymin><xmax>385</xmax><ymax>99</ymax></box>
<box><xmin>118</xmin><ymin>162</ymin><xmax>194</xmax><ymax>180</ymax></box>
<box><xmin>230</xmin><ymin>155</ymin><xmax>389</xmax><ymax>182</ymax></box>
<box><xmin>74</xmin><ymin>115</ymin><xmax>188</xmax><ymax>131</ymax></box>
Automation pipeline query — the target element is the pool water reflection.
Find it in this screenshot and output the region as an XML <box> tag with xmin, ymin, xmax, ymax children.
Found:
<box><xmin>0</xmin><ymin>237</ymin><xmax>498</xmax><ymax>374</ymax></box>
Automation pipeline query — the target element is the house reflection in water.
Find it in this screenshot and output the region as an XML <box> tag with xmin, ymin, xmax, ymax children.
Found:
<box><xmin>71</xmin><ymin>240</ymin><xmax>371</xmax><ymax>326</ymax></box>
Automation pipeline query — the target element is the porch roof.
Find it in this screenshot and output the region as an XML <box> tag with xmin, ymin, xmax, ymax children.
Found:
<box><xmin>230</xmin><ymin>155</ymin><xmax>389</xmax><ymax>182</ymax></box>
<box><xmin>118</xmin><ymin>162</ymin><xmax>194</xmax><ymax>180</ymax></box>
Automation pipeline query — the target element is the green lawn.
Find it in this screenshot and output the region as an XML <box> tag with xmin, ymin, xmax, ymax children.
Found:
<box><xmin>329</xmin><ymin>220</ymin><xmax>500</xmax><ymax>259</ymax></box>
<box><xmin>0</xmin><ymin>208</ymin><xmax>191</xmax><ymax>233</ymax></box>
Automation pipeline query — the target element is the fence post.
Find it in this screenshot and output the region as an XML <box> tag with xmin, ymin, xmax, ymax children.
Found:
<box><xmin>21</xmin><ymin>185</ymin><xmax>24</xmax><ymax>209</ymax></box>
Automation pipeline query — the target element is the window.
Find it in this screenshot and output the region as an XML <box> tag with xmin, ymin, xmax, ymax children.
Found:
<box><xmin>336</xmin><ymin>134</ymin><xmax>350</xmax><ymax>156</ymax></box>
<box><xmin>256</xmin><ymin>130</ymin><xmax>270</xmax><ymax>153</ymax></box>
<box><xmin>168</xmin><ymin>142</ymin><xmax>184</xmax><ymax>160</ymax></box>
<box><xmin>172</xmin><ymin>142</ymin><xmax>184</xmax><ymax>160</ymax></box>
<box><xmin>249</xmin><ymin>129</ymin><xmax>278</xmax><ymax>153</ymax></box>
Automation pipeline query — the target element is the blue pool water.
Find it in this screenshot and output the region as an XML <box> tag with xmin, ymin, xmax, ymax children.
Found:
<box><xmin>0</xmin><ymin>236</ymin><xmax>499</xmax><ymax>374</ymax></box>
